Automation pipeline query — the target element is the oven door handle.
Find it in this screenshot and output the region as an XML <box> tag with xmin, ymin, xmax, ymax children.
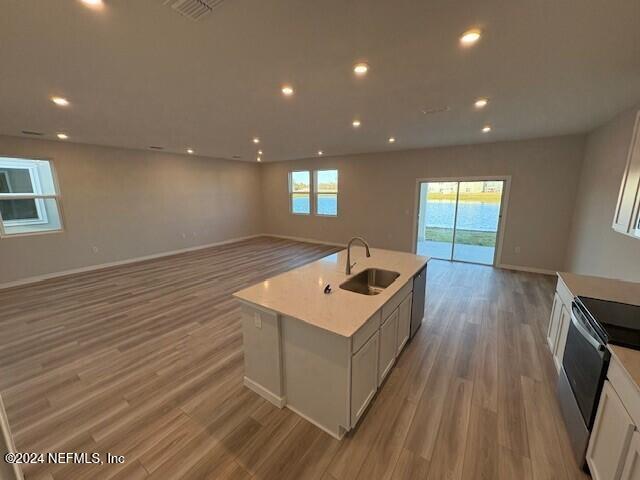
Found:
<box><xmin>571</xmin><ymin>312</ymin><xmax>606</xmax><ymax>353</ymax></box>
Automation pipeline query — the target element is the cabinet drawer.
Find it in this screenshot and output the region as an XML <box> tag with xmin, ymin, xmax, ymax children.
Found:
<box><xmin>381</xmin><ymin>280</ymin><xmax>412</xmax><ymax>320</ymax></box>
<box><xmin>608</xmin><ymin>355</ymin><xmax>640</xmax><ymax>427</ymax></box>
<box><xmin>556</xmin><ymin>276</ymin><xmax>574</xmax><ymax>311</ymax></box>
<box><xmin>352</xmin><ymin>309</ymin><xmax>381</xmax><ymax>354</ymax></box>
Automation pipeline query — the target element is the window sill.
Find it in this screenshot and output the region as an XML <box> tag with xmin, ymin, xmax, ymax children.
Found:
<box><xmin>0</xmin><ymin>228</ymin><xmax>64</xmax><ymax>239</ymax></box>
<box><xmin>3</xmin><ymin>219</ymin><xmax>48</xmax><ymax>227</ymax></box>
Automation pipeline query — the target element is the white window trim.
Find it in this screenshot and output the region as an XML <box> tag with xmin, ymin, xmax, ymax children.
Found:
<box><xmin>289</xmin><ymin>170</ymin><xmax>312</xmax><ymax>215</ymax></box>
<box><xmin>0</xmin><ymin>171</ymin><xmax>10</xmax><ymax>190</ymax></box>
<box><xmin>314</xmin><ymin>170</ymin><xmax>339</xmax><ymax>217</ymax></box>
<box><xmin>0</xmin><ymin>166</ymin><xmax>49</xmax><ymax>226</ymax></box>
<box><xmin>0</xmin><ymin>157</ymin><xmax>63</xmax><ymax>238</ymax></box>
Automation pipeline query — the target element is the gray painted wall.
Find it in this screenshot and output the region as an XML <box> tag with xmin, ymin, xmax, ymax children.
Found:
<box><xmin>261</xmin><ymin>135</ymin><xmax>586</xmax><ymax>273</ymax></box>
<box><xmin>6</xmin><ymin>119</ymin><xmax>638</xmax><ymax>286</ymax></box>
<box><xmin>0</xmin><ymin>136</ymin><xmax>263</xmax><ymax>284</ymax></box>
<box><xmin>566</xmin><ymin>105</ymin><xmax>640</xmax><ymax>282</ymax></box>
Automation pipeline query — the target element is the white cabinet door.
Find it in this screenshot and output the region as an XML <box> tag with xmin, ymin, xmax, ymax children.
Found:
<box><xmin>587</xmin><ymin>381</ymin><xmax>636</xmax><ymax>480</ymax></box>
<box><xmin>613</xmin><ymin>110</ymin><xmax>640</xmax><ymax>237</ymax></box>
<box><xmin>396</xmin><ymin>293</ymin><xmax>412</xmax><ymax>355</ymax></box>
<box><xmin>379</xmin><ymin>309</ymin><xmax>398</xmax><ymax>386</ymax></box>
<box><xmin>621</xmin><ymin>431</ymin><xmax>640</xmax><ymax>480</ymax></box>
<box><xmin>351</xmin><ymin>331</ymin><xmax>379</xmax><ymax>427</ymax></box>
<box><xmin>552</xmin><ymin>303</ymin><xmax>571</xmax><ymax>372</ymax></box>
<box><xmin>547</xmin><ymin>292</ymin><xmax>563</xmax><ymax>352</ymax></box>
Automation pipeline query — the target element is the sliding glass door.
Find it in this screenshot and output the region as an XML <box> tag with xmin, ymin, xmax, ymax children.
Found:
<box><xmin>416</xmin><ymin>180</ymin><xmax>505</xmax><ymax>265</ymax></box>
<box><xmin>416</xmin><ymin>182</ymin><xmax>458</xmax><ymax>260</ymax></box>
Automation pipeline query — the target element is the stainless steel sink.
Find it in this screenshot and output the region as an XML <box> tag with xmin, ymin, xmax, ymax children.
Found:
<box><xmin>339</xmin><ymin>268</ymin><xmax>400</xmax><ymax>295</ymax></box>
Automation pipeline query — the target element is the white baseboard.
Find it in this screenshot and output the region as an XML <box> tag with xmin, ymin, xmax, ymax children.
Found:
<box><xmin>2</xmin><ymin>233</ymin><xmax>557</xmax><ymax>290</ymax></box>
<box><xmin>285</xmin><ymin>403</ymin><xmax>345</xmax><ymax>440</ymax></box>
<box><xmin>264</xmin><ymin>233</ymin><xmax>346</xmax><ymax>248</ymax></box>
<box><xmin>0</xmin><ymin>234</ymin><xmax>265</xmax><ymax>290</ymax></box>
<box><xmin>243</xmin><ymin>376</ymin><xmax>286</xmax><ymax>408</ymax></box>
<box><xmin>498</xmin><ymin>263</ymin><xmax>557</xmax><ymax>275</ymax></box>
<box><xmin>242</xmin><ymin>376</ymin><xmax>344</xmax><ymax>439</ymax></box>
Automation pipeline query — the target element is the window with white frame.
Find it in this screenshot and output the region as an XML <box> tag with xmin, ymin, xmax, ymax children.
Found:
<box><xmin>289</xmin><ymin>171</ymin><xmax>311</xmax><ymax>214</ymax></box>
<box><xmin>288</xmin><ymin>169</ymin><xmax>339</xmax><ymax>217</ymax></box>
<box><xmin>315</xmin><ymin>169</ymin><xmax>338</xmax><ymax>216</ymax></box>
<box><xmin>0</xmin><ymin>157</ymin><xmax>63</xmax><ymax>236</ymax></box>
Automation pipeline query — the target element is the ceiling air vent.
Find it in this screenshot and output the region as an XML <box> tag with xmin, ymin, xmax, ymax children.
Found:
<box><xmin>421</xmin><ymin>106</ymin><xmax>451</xmax><ymax>115</ymax></box>
<box><xmin>163</xmin><ymin>0</ymin><xmax>225</xmax><ymax>21</ymax></box>
<box><xmin>21</xmin><ymin>130</ymin><xmax>45</xmax><ymax>136</ymax></box>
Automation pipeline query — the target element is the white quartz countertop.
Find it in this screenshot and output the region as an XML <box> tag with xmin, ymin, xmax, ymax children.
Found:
<box><xmin>558</xmin><ymin>271</ymin><xmax>640</xmax><ymax>307</ymax></box>
<box><xmin>233</xmin><ymin>247</ymin><xmax>429</xmax><ymax>338</ymax></box>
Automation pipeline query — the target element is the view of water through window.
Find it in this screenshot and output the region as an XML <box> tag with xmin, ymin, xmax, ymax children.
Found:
<box><xmin>292</xmin><ymin>195</ymin><xmax>337</xmax><ymax>215</ymax></box>
<box><xmin>417</xmin><ymin>180</ymin><xmax>504</xmax><ymax>265</ymax></box>
<box><xmin>290</xmin><ymin>169</ymin><xmax>338</xmax><ymax>215</ymax></box>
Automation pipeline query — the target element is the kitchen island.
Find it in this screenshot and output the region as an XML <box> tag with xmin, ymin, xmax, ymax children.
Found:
<box><xmin>233</xmin><ymin>245</ymin><xmax>429</xmax><ymax>439</ymax></box>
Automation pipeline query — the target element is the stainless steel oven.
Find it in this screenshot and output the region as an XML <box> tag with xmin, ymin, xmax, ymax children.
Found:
<box><xmin>557</xmin><ymin>299</ymin><xmax>610</xmax><ymax>466</ymax></box>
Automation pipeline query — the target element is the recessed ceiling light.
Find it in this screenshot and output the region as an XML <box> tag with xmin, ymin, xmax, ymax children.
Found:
<box><xmin>187</xmin><ymin>148</ymin><xmax>194</xmax><ymax>154</ymax></box>
<box><xmin>474</xmin><ymin>98</ymin><xmax>489</xmax><ymax>109</ymax></box>
<box><xmin>257</xmin><ymin>156</ymin><xmax>262</xmax><ymax>162</ymax></box>
<box><xmin>51</xmin><ymin>96</ymin><xmax>69</xmax><ymax>107</ymax></box>
<box><xmin>460</xmin><ymin>29</ymin><xmax>482</xmax><ymax>46</ymax></box>
<box><xmin>318</xmin><ymin>150</ymin><xmax>324</xmax><ymax>156</ymax></box>
<box><xmin>482</xmin><ymin>125</ymin><xmax>492</xmax><ymax>133</ymax></box>
<box><xmin>252</xmin><ymin>137</ymin><xmax>260</xmax><ymax>144</ymax></box>
<box><xmin>57</xmin><ymin>133</ymin><xmax>68</xmax><ymax>140</ymax></box>
<box><xmin>81</xmin><ymin>0</ymin><xmax>104</xmax><ymax>6</ymax></box>
<box><xmin>257</xmin><ymin>149</ymin><xmax>263</xmax><ymax>155</ymax></box>
<box><xmin>281</xmin><ymin>85</ymin><xmax>294</xmax><ymax>96</ymax></box>
<box><xmin>352</xmin><ymin>119</ymin><xmax>361</xmax><ymax>128</ymax></box>
<box><xmin>353</xmin><ymin>63</ymin><xmax>369</xmax><ymax>76</ymax></box>
<box><xmin>388</xmin><ymin>137</ymin><xmax>396</xmax><ymax>143</ymax></box>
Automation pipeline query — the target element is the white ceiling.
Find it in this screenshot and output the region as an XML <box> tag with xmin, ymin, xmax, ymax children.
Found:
<box><xmin>1</xmin><ymin>0</ymin><xmax>639</xmax><ymax>162</ymax></box>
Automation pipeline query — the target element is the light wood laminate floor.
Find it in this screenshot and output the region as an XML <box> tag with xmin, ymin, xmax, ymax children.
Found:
<box><xmin>0</xmin><ymin>237</ymin><xmax>589</xmax><ymax>480</ymax></box>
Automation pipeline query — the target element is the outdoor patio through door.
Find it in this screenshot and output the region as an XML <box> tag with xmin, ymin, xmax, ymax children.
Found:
<box><xmin>416</xmin><ymin>180</ymin><xmax>505</xmax><ymax>265</ymax></box>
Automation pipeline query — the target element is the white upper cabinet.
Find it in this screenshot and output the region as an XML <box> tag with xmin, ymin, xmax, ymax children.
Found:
<box><xmin>613</xmin><ymin>111</ymin><xmax>640</xmax><ymax>238</ymax></box>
